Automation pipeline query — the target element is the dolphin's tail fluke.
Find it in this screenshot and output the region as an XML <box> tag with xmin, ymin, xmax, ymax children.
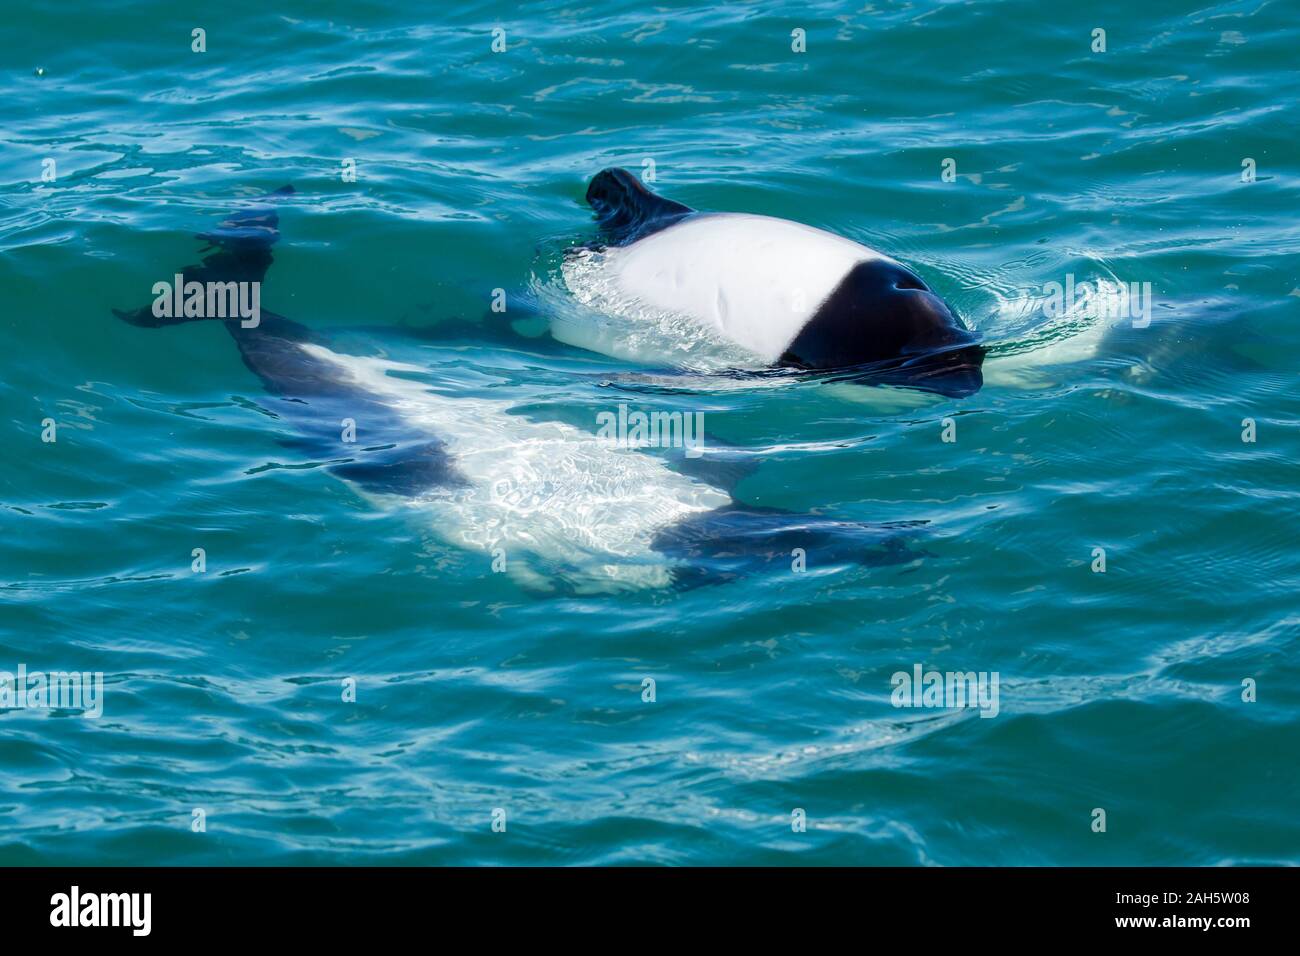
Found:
<box><xmin>653</xmin><ymin>505</ymin><xmax>929</xmax><ymax>588</ymax></box>
<box><xmin>113</xmin><ymin>185</ymin><xmax>294</xmax><ymax>328</ymax></box>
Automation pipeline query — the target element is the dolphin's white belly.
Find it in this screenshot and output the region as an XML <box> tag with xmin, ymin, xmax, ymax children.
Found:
<box><xmin>298</xmin><ymin>343</ymin><xmax>730</xmax><ymax>591</ymax></box>
<box><xmin>561</xmin><ymin>213</ymin><xmax>891</xmax><ymax>364</ymax></box>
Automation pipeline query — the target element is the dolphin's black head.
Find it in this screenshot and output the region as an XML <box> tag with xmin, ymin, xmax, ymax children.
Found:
<box><xmin>779</xmin><ymin>259</ymin><xmax>985</xmax><ymax>397</ymax></box>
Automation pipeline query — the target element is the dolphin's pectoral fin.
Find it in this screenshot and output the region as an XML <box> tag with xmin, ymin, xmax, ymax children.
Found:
<box><xmin>653</xmin><ymin>505</ymin><xmax>929</xmax><ymax>587</ymax></box>
<box><xmin>329</xmin><ymin>439</ymin><xmax>465</xmax><ymax>497</ymax></box>
<box><xmin>585</xmin><ymin>167</ymin><xmax>694</xmax><ymax>246</ymax></box>
<box><xmin>111</xmin><ymin>257</ymin><xmax>235</xmax><ymax>328</ymax></box>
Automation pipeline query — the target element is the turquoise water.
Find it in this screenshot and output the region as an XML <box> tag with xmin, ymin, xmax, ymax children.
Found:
<box><xmin>2</xmin><ymin>0</ymin><xmax>1298</xmax><ymax>865</ymax></box>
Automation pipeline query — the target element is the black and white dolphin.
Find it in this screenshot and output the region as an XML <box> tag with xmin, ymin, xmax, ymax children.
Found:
<box><xmin>114</xmin><ymin>188</ymin><xmax>925</xmax><ymax>592</ymax></box>
<box><xmin>557</xmin><ymin>168</ymin><xmax>985</xmax><ymax>397</ymax></box>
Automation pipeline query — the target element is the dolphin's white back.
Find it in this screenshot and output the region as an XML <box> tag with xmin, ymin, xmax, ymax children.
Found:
<box><xmin>297</xmin><ymin>343</ymin><xmax>730</xmax><ymax>591</ymax></box>
<box><xmin>562</xmin><ymin>213</ymin><xmax>893</xmax><ymax>364</ymax></box>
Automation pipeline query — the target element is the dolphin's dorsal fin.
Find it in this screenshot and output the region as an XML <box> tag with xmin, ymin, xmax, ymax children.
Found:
<box><xmin>585</xmin><ymin>168</ymin><xmax>693</xmax><ymax>246</ymax></box>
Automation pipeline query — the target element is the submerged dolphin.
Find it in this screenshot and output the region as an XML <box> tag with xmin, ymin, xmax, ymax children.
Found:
<box><xmin>556</xmin><ymin>168</ymin><xmax>985</xmax><ymax>397</ymax></box>
<box><xmin>114</xmin><ymin>188</ymin><xmax>926</xmax><ymax>592</ymax></box>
